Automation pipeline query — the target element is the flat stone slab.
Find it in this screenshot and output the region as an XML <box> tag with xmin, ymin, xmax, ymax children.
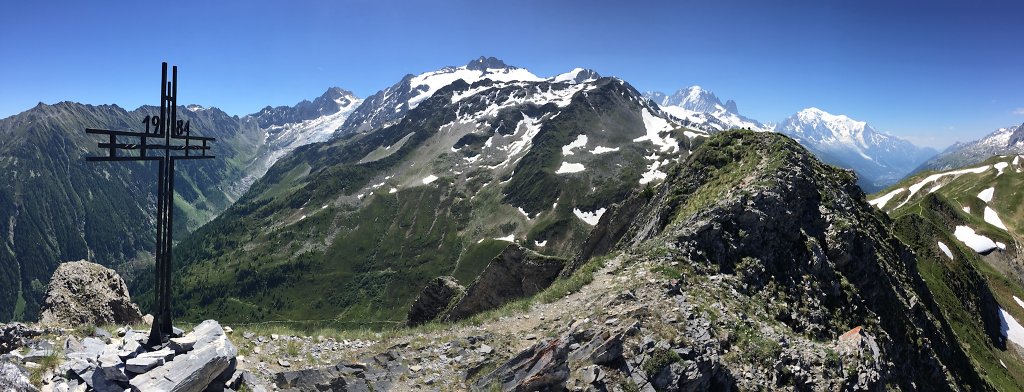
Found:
<box><xmin>125</xmin><ymin>355</ymin><xmax>164</xmax><ymax>374</ymax></box>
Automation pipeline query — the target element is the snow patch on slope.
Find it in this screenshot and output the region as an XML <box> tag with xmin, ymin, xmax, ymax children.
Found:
<box><xmin>555</xmin><ymin>162</ymin><xmax>585</xmax><ymax>174</ymax></box>
<box><xmin>573</xmin><ymin>208</ymin><xmax>606</xmax><ymax>226</ymax></box>
<box><xmin>984</xmin><ymin>207</ymin><xmax>1008</xmax><ymax>231</ymax></box>
<box><xmin>953</xmin><ymin>226</ymin><xmax>998</xmax><ymax>253</ymax></box>
<box><xmin>634</xmin><ymin>109</ymin><xmax>679</xmax><ymax>153</ymax></box>
<box><xmin>999</xmin><ymin>307</ymin><xmax>1024</xmax><ymax>349</ymax></box>
<box><xmin>978</xmin><ymin>187</ymin><xmax>995</xmax><ymax>203</ymax></box>
<box><xmin>562</xmin><ymin>135</ymin><xmax>588</xmax><ymax>155</ymax></box>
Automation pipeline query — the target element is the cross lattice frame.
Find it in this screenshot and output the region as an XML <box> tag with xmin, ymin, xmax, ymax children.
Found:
<box><xmin>85</xmin><ymin>62</ymin><xmax>216</xmax><ymax>346</ymax></box>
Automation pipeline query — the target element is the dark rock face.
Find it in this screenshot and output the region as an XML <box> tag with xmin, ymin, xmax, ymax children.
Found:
<box><xmin>407</xmin><ymin>276</ymin><xmax>464</xmax><ymax>326</ymax></box>
<box><xmin>446</xmin><ymin>244</ymin><xmax>565</xmax><ymax>322</ymax></box>
<box><xmin>38</xmin><ymin>260</ymin><xmax>142</xmax><ymax>326</ymax></box>
<box><xmin>563</xmin><ymin>192</ymin><xmax>650</xmax><ymax>277</ymax></box>
<box><xmin>466</xmin><ymin>56</ymin><xmax>510</xmax><ymax>71</ymax></box>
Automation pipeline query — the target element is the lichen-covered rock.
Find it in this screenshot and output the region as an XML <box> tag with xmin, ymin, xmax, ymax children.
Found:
<box><xmin>446</xmin><ymin>244</ymin><xmax>565</xmax><ymax>321</ymax></box>
<box><xmin>407</xmin><ymin>276</ymin><xmax>464</xmax><ymax>326</ymax></box>
<box><xmin>38</xmin><ymin>260</ymin><xmax>142</xmax><ymax>326</ymax></box>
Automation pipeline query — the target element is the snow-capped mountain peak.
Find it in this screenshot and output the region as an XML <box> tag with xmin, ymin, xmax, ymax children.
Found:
<box><xmin>643</xmin><ymin>86</ymin><xmax>765</xmax><ymax>132</ymax></box>
<box><xmin>341</xmin><ymin>57</ymin><xmax>546</xmax><ymax>134</ymax></box>
<box><xmin>917</xmin><ymin>122</ymin><xmax>1024</xmax><ymax>172</ymax></box>
<box><xmin>406</xmin><ymin>58</ymin><xmax>542</xmax><ymax>109</ymax></box>
<box><xmin>777</xmin><ymin>107</ymin><xmax>936</xmax><ymax>190</ymax></box>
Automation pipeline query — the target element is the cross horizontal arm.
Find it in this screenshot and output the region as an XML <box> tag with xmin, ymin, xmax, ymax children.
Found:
<box><xmin>85</xmin><ymin>156</ymin><xmax>162</xmax><ymax>162</ymax></box>
<box><xmin>97</xmin><ymin>143</ymin><xmax>212</xmax><ymax>152</ymax></box>
<box><xmin>86</xmin><ymin>128</ymin><xmax>159</xmax><ymax>137</ymax></box>
<box><xmin>85</xmin><ymin>155</ymin><xmax>216</xmax><ymax>162</ymax></box>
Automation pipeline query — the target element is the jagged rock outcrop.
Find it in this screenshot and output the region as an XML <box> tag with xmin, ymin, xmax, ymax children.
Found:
<box><xmin>38</xmin><ymin>260</ymin><xmax>142</xmax><ymax>326</ymax></box>
<box><xmin>407</xmin><ymin>276</ymin><xmax>464</xmax><ymax>326</ymax></box>
<box><xmin>445</xmin><ymin>244</ymin><xmax>566</xmax><ymax>322</ymax></box>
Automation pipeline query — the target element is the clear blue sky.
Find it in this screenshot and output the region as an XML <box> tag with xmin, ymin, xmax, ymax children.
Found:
<box><xmin>2</xmin><ymin>0</ymin><xmax>1022</xmax><ymax>149</ymax></box>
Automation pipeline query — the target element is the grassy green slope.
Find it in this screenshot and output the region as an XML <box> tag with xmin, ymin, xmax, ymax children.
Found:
<box><xmin>872</xmin><ymin>154</ymin><xmax>1024</xmax><ymax>390</ymax></box>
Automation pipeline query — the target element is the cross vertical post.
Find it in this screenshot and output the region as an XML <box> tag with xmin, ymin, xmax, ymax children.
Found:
<box><xmin>84</xmin><ymin>62</ymin><xmax>216</xmax><ymax>347</ymax></box>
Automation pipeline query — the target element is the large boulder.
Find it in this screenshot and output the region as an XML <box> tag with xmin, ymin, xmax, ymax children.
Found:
<box><xmin>446</xmin><ymin>244</ymin><xmax>565</xmax><ymax>322</ymax></box>
<box><xmin>38</xmin><ymin>260</ymin><xmax>143</xmax><ymax>326</ymax></box>
<box><xmin>406</xmin><ymin>276</ymin><xmax>464</xmax><ymax>326</ymax></box>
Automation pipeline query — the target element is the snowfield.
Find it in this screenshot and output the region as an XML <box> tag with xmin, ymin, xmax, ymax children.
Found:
<box><xmin>953</xmin><ymin>226</ymin><xmax>998</xmax><ymax>253</ymax></box>
<box><xmin>1014</xmin><ymin>296</ymin><xmax>1024</xmax><ymax>310</ymax></box>
<box><xmin>573</xmin><ymin>208</ymin><xmax>606</xmax><ymax>226</ymax></box>
<box><xmin>422</xmin><ymin>175</ymin><xmax>439</xmax><ymax>185</ymax></box>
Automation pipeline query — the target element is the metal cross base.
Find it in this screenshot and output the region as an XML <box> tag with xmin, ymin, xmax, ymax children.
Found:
<box><xmin>85</xmin><ymin>62</ymin><xmax>216</xmax><ymax>346</ymax></box>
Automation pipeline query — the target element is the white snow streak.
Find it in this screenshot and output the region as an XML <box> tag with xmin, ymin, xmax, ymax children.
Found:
<box><xmin>590</xmin><ymin>146</ymin><xmax>620</xmax><ymax>154</ymax></box>
<box><xmin>422</xmin><ymin>175</ymin><xmax>439</xmax><ymax>185</ymax></box>
<box><xmin>494</xmin><ymin>234</ymin><xmax>515</xmax><ymax>242</ymax></box>
<box><xmin>869</xmin><ymin>188</ymin><xmax>905</xmax><ymax>208</ymax></box>
<box><xmin>937</xmin><ymin>242</ymin><xmax>953</xmax><ymax>260</ymax></box>
<box><xmin>1014</xmin><ymin>296</ymin><xmax>1024</xmax><ymax>311</ymax></box>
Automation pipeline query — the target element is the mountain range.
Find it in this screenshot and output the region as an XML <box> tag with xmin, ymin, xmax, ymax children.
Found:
<box><xmin>0</xmin><ymin>56</ymin><xmax>970</xmax><ymax>321</ymax></box>
<box><xmin>643</xmin><ymin>87</ymin><xmax>938</xmax><ymax>192</ymax></box>
<box><xmin>2</xmin><ymin>56</ymin><xmax>1023</xmax><ymax>390</ymax></box>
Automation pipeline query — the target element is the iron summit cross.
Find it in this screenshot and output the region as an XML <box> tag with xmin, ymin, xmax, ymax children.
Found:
<box><xmin>85</xmin><ymin>62</ymin><xmax>215</xmax><ymax>346</ymax></box>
